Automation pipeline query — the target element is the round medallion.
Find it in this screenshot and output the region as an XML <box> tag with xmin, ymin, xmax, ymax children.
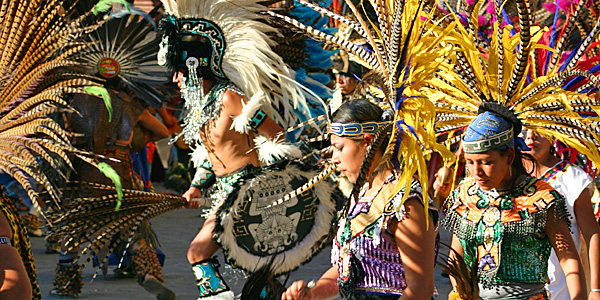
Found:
<box><xmin>482</xmin><ymin>206</ymin><xmax>500</xmax><ymax>226</ymax></box>
<box><xmin>97</xmin><ymin>57</ymin><xmax>120</xmax><ymax>78</ymax></box>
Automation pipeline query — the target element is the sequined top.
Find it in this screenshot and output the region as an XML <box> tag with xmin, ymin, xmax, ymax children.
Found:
<box><xmin>332</xmin><ymin>176</ymin><xmax>436</xmax><ymax>298</ymax></box>
<box><xmin>442</xmin><ymin>175</ymin><xmax>570</xmax><ymax>288</ymax></box>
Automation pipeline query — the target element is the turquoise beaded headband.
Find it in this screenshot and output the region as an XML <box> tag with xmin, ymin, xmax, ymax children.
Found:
<box><xmin>329</xmin><ymin>121</ymin><xmax>391</xmax><ymax>136</ymax></box>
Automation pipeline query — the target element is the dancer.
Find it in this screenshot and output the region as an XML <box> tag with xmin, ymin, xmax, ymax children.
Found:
<box><xmin>158</xmin><ymin>0</ymin><xmax>338</xmax><ymax>298</ymax></box>
<box><xmin>269</xmin><ymin>0</ymin><xmax>457</xmax><ymax>297</ymax></box>
<box><xmin>49</xmin><ymin>3</ymin><xmax>176</xmax><ymax>298</ymax></box>
<box><xmin>427</xmin><ymin>0</ymin><xmax>600</xmax><ymax>297</ymax></box>
<box><xmin>523</xmin><ymin>130</ymin><xmax>600</xmax><ymax>300</ymax></box>
<box><xmin>282</xmin><ymin>100</ymin><xmax>439</xmax><ymax>300</ymax></box>
<box><xmin>441</xmin><ymin>108</ymin><xmax>586</xmax><ymax>299</ymax></box>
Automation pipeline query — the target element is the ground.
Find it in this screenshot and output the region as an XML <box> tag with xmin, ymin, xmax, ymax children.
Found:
<box><xmin>32</xmin><ymin>184</ymin><xmax>453</xmax><ymax>300</ymax></box>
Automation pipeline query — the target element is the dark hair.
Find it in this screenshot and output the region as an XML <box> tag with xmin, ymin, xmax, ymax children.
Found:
<box><xmin>331</xmin><ymin>99</ymin><xmax>390</xmax><ymax>153</ymax></box>
<box><xmin>497</xmin><ymin>147</ymin><xmax>537</xmax><ymax>185</ymax></box>
<box><xmin>331</xmin><ymin>98</ymin><xmax>383</xmax><ymax>123</ymax></box>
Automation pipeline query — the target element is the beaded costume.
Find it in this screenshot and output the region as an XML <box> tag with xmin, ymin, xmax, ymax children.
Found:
<box><xmin>332</xmin><ymin>176</ymin><xmax>438</xmax><ymax>299</ymax></box>
<box><xmin>442</xmin><ymin>176</ymin><xmax>569</xmax><ymax>294</ymax></box>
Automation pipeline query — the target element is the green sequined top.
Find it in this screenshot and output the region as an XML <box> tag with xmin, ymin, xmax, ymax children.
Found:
<box><xmin>441</xmin><ymin>175</ymin><xmax>570</xmax><ymax>287</ymax></box>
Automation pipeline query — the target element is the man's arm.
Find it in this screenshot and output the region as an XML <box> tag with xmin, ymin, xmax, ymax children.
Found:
<box><xmin>0</xmin><ymin>210</ymin><xmax>32</xmax><ymax>300</ymax></box>
<box><xmin>221</xmin><ymin>90</ymin><xmax>283</xmax><ymax>140</ymax></box>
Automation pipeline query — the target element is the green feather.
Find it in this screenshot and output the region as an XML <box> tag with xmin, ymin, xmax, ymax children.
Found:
<box><xmin>97</xmin><ymin>162</ymin><xmax>123</xmax><ymax>210</ymax></box>
<box><xmin>84</xmin><ymin>86</ymin><xmax>112</xmax><ymax>122</ymax></box>
<box><xmin>92</xmin><ymin>0</ymin><xmax>130</xmax><ymax>15</ymax></box>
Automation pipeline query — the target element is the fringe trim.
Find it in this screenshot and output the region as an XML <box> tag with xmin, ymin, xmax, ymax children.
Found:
<box><xmin>198</xmin><ymin>290</ymin><xmax>235</xmax><ymax>300</ymax></box>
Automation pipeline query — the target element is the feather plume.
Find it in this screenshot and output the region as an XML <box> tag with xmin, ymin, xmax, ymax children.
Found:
<box><xmin>47</xmin><ymin>182</ymin><xmax>187</xmax><ymax>275</ymax></box>
<box><xmin>0</xmin><ymin>0</ymin><xmax>124</xmax><ymax>209</ymax></box>
<box><xmin>428</xmin><ymin>0</ymin><xmax>600</xmax><ymax>171</ymax></box>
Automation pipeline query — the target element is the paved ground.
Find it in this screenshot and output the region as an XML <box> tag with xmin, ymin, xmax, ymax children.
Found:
<box><xmin>30</xmin><ymin>185</ymin><xmax>454</xmax><ymax>300</ymax></box>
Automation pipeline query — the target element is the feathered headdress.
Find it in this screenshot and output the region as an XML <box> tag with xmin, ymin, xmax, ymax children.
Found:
<box><xmin>68</xmin><ymin>1</ymin><xmax>170</xmax><ymax>108</ymax></box>
<box><xmin>0</xmin><ymin>0</ymin><xmax>121</xmax><ymax>207</ymax></box>
<box><xmin>266</xmin><ymin>0</ymin><xmax>456</xmax><ymax>214</ymax></box>
<box><xmin>157</xmin><ymin>0</ymin><xmax>316</xmax><ymax>144</ymax></box>
<box><xmin>428</xmin><ymin>0</ymin><xmax>600</xmax><ymax>165</ymax></box>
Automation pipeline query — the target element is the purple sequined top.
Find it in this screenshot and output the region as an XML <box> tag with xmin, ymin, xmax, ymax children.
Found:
<box><xmin>332</xmin><ymin>179</ymin><xmax>427</xmax><ymax>296</ymax></box>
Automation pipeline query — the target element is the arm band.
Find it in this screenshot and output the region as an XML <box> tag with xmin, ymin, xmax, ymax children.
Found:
<box><xmin>249</xmin><ymin>109</ymin><xmax>267</xmax><ymax>130</ymax></box>
<box><xmin>0</xmin><ymin>236</ymin><xmax>12</xmax><ymax>246</ymax></box>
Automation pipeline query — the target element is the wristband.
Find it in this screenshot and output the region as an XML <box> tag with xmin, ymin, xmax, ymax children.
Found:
<box><xmin>0</xmin><ymin>236</ymin><xmax>12</xmax><ymax>246</ymax></box>
<box><xmin>591</xmin><ymin>289</ymin><xmax>600</xmax><ymax>292</ymax></box>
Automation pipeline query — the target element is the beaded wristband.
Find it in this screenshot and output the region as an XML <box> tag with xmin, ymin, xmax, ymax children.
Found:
<box><xmin>0</xmin><ymin>236</ymin><xmax>12</xmax><ymax>246</ymax></box>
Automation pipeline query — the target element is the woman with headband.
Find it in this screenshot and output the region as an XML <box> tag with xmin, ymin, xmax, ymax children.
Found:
<box><xmin>282</xmin><ymin>99</ymin><xmax>439</xmax><ymax>300</ymax></box>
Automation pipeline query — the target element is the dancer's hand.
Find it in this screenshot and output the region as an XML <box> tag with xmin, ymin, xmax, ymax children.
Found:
<box><xmin>282</xmin><ymin>280</ymin><xmax>308</xmax><ymax>300</ymax></box>
<box><xmin>183</xmin><ymin>187</ymin><xmax>203</xmax><ymax>209</ymax></box>
<box><xmin>433</xmin><ymin>166</ymin><xmax>453</xmax><ymax>200</ymax></box>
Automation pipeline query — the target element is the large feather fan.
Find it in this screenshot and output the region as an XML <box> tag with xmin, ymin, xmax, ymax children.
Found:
<box><xmin>427</xmin><ymin>0</ymin><xmax>600</xmax><ymax>167</ymax></box>
<box><xmin>70</xmin><ymin>0</ymin><xmax>171</xmax><ymax>108</ymax></box>
<box><xmin>0</xmin><ymin>0</ymin><xmax>121</xmax><ymax>207</ymax></box>
<box><xmin>46</xmin><ymin>182</ymin><xmax>187</xmax><ymax>278</ymax></box>
<box><xmin>265</xmin><ymin>0</ymin><xmax>456</xmax><ymax>214</ymax></box>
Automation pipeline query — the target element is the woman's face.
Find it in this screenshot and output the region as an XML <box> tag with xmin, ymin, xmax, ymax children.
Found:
<box><xmin>464</xmin><ymin>149</ymin><xmax>514</xmax><ymax>190</ymax></box>
<box><xmin>330</xmin><ymin>134</ymin><xmax>369</xmax><ymax>183</ymax></box>
<box><xmin>523</xmin><ymin>129</ymin><xmax>553</xmax><ymax>160</ymax></box>
<box><xmin>335</xmin><ymin>74</ymin><xmax>358</xmax><ymax>95</ymax></box>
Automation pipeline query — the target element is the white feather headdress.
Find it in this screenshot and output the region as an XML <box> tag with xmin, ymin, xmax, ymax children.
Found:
<box><xmin>159</xmin><ymin>0</ymin><xmax>312</xmax><ymax>132</ymax></box>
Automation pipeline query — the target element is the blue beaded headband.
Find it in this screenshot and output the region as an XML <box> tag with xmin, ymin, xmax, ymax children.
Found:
<box><xmin>329</xmin><ymin>121</ymin><xmax>391</xmax><ymax>136</ymax></box>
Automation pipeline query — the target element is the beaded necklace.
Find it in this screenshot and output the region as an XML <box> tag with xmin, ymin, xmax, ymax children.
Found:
<box><xmin>539</xmin><ymin>161</ymin><xmax>569</xmax><ymax>185</ymax></box>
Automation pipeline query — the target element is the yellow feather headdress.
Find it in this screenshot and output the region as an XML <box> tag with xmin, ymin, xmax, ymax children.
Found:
<box><xmin>267</xmin><ymin>0</ymin><xmax>456</xmax><ymax>214</ymax></box>
<box><xmin>427</xmin><ymin>0</ymin><xmax>600</xmax><ymax>167</ymax></box>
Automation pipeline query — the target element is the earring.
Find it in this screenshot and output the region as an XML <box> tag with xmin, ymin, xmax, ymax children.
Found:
<box><xmin>509</xmin><ymin>167</ymin><xmax>513</xmax><ymax>178</ymax></box>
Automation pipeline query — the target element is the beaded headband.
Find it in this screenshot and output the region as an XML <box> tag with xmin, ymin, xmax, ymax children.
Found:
<box><xmin>462</xmin><ymin>127</ymin><xmax>513</xmax><ymax>153</ymax></box>
<box><xmin>329</xmin><ymin>121</ymin><xmax>391</xmax><ymax>137</ymax></box>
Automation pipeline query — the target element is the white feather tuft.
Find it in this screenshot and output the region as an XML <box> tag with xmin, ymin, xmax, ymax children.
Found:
<box><xmin>189</xmin><ymin>145</ymin><xmax>209</xmax><ymax>168</ymax></box>
<box><xmin>254</xmin><ymin>135</ymin><xmax>302</xmax><ymax>165</ymax></box>
<box><xmin>230</xmin><ymin>91</ymin><xmax>266</xmax><ymax>134</ymax></box>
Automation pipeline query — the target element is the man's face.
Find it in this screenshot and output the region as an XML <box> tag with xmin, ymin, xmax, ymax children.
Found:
<box><xmin>335</xmin><ymin>74</ymin><xmax>358</xmax><ymax>95</ymax></box>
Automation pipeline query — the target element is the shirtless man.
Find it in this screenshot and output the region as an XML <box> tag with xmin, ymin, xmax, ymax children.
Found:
<box><xmin>172</xmin><ymin>72</ymin><xmax>283</xmax><ymax>281</ymax></box>
<box><xmin>156</xmin><ymin>0</ymin><xmax>325</xmax><ymax>296</ymax></box>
